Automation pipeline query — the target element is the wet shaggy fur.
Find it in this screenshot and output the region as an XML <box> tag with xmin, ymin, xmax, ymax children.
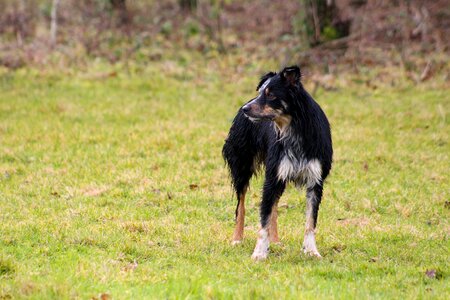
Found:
<box><xmin>222</xmin><ymin>66</ymin><xmax>333</xmax><ymax>259</ymax></box>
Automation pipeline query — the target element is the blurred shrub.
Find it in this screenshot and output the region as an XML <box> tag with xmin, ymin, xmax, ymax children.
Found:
<box><xmin>0</xmin><ymin>0</ymin><xmax>447</xmax><ymax>75</ymax></box>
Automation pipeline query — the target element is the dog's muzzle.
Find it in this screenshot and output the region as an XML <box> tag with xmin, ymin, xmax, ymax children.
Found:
<box><xmin>242</xmin><ymin>103</ymin><xmax>252</xmax><ymax>115</ymax></box>
<box><xmin>242</xmin><ymin>104</ymin><xmax>262</xmax><ymax>121</ymax></box>
<box><xmin>242</xmin><ymin>103</ymin><xmax>276</xmax><ymax>121</ymax></box>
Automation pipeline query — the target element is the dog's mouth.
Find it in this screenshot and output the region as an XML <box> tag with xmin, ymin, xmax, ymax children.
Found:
<box><xmin>243</xmin><ymin>111</ymin><xmax>276</xmax><ymax>122</ymax></box>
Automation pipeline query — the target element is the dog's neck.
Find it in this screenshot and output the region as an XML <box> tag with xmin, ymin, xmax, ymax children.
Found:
<box><xmin>275</xmin><ymin>106</ymin><xmax>308</xmax><ymax>157</ymax></box>
<box><xmin>274</xmin><ymin>114</ymin><xmax>292</xmax><ymax>136</ymax></box>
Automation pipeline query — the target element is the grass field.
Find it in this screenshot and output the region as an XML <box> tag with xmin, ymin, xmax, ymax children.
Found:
<box><xmin>0</xmin><ymin>61</ymin><xmax>449</xmax><ymax>299</ymax></box>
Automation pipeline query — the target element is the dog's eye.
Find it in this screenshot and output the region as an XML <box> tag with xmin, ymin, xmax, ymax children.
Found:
<box><xmin>267</xmin><ymin>92</ymin><xmax>276</xmax><ymax>100</ymax></box>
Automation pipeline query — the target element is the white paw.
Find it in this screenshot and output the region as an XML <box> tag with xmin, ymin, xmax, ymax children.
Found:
<box><xmin>303</xmin><ymin>231</ymin><xmax>322</xmax><ymax>258</ymax></box>
<box><xmin>251</xmin><ymin>250</ymin><xmax>268</xmax><ymax>261</ymax></box>
<box><xmin>231</xmin><ymin>240</ymin><xmax>242</xmax><ymax>246</ymax></box>
<box><xmin>303</xmin><ymin>247</ymin><xmax>322</xmax><ymax>258</ymax></box>
<box><xmin>252</xmin><ymin>229</ymin><xmax>269</xmax><ymax>261</ymax></box>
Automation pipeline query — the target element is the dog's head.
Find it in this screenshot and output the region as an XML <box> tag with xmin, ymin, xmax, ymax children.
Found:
<box><xmin>242</xmin><ymin>66</ymin><xmax>301</xmax><ymax>129</ymax></box>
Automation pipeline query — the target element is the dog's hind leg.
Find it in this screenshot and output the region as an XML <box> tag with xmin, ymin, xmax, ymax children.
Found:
<box><xmin>226</xmin><ymin>152</ymin><xmax>254</xmax><ymax>245</ymax></box>
<box><xmin>303</xmin><ymin>184</ymin><xmax>323</xmax><ymax>257</ymax></box>
<box><xmin>252</xmin><ymin>171</ymin><xmax>286</xmax><ymax>260</ymax></box>
<box><xmin>232</xmin><ymin>186</ymin><xmax>248</xmax><ymax>245</ymax></box>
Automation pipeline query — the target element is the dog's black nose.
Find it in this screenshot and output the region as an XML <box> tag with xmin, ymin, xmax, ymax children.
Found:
<box><xmin>242</xmin><ymin>105</ymin><xmax>250</xmax><ymax>114</ymax></box>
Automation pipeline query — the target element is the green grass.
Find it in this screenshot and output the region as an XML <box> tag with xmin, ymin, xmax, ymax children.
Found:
<box><xmin>0</xmin><ymin>62</ymin><xmax>449</xmax><ymax>299</ymax></box>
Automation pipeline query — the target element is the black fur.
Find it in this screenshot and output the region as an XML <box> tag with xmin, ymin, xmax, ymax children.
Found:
<box><xmin>223</xmin><ymin>65</ymin><xmax>333</xmax><ymax>232</ymax></box>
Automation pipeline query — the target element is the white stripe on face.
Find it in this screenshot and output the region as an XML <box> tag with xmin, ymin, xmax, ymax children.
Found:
<box><xmin>258</xmin><ymin>78</ymin><xmax>271</xmax><ymax>93</ymax></box>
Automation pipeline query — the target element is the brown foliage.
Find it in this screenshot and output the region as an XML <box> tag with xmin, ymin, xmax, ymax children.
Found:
<box><xmin>0</xmin><ymin>0</ymin><xmax>447</xmax><ymax>73</ymax></box>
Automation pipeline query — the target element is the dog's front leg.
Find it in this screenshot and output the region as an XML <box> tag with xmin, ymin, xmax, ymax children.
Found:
<box><xmin>252</xmin><ymin>173</ymin><xmax>285</xmax><ymax>261</ymax></box>
<box><xmin>303</xmin><ymin>184</ymin><xmax>323</xmax><ymax>258</ymax></box>
<box><xmin>268</xmin><ymin>202</ymin><xmax>280</xmax><ymax>243</ymax></box>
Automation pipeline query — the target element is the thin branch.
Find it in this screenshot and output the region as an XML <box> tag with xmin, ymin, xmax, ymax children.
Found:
<box><xmin>50</xmin><ymin>0</ymin><xmax>60</xmax><ymax>47</ymax></box>
<box><xmin>310</xmin><ymin>0</ymin><xmax>321</xmax><ymax>42</ymax></box>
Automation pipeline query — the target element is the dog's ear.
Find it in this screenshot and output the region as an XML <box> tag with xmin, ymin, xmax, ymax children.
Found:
<box><xmin>256</xmin><ymin>72</ymin><xmax>276</xmax><ymax>91</ymax></box>
<box><xmin>280</xmin><ymin>66</ymin><xmax>301</xmax><ymax>86</ymax></box>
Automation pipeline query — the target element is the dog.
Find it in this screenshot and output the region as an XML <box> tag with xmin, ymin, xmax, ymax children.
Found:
<box><xmin>222</xmin><ymin>66</ymin><xmax>332</xmax><ymax>260</ymax></box>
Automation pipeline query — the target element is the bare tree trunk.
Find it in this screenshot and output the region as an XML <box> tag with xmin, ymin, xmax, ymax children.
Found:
<box><xmin>310</xmin><ymin>0</ymin><xmax>321</xmax><ymax>42</ymax></box>
<box><xmin>179</xmin><ymin>0</ymin><xmax>197</xmax><ymax>12</ymax></box>
<box><xmin>301</xmin><ymin>0</ymin><xmax>352</xmax><ymax>47</ymax></box>
<box><xmin>50</xmin><ymin>0</ymin><xmax>60</xmax><ymax>47</ymax></box>
<box><xmin>216</xmin><ymin>0</ymin><xmax>225</xmax><ymax>53</ymax></box>
<box><xmin>110</xmin><ymin>0</ymin><xmax>129</xmax><ymax>25</ymax></box>
<box><xmin>15</xmin><ymin>0</ymin><xmax>27</xmax><ymax>46</ymax></box>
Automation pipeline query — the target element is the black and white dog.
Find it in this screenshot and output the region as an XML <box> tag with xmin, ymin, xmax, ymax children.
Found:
<box><xmin>222</xmin><ymin>66</ymin><xmax>333</xmax><ymax>260</ymax></box>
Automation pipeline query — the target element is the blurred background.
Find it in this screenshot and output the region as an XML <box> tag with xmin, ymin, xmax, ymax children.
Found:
<box><xmin>0</xmin><ymin>0</ymin><xmax>448</xmax><ymax>82</ymax></box>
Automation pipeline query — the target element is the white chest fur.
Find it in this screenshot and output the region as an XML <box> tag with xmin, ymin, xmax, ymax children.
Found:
<box><xmin>277</xmin><ymin>152</ymin><xmax>322</xmax><ymax>187</ymax></box>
